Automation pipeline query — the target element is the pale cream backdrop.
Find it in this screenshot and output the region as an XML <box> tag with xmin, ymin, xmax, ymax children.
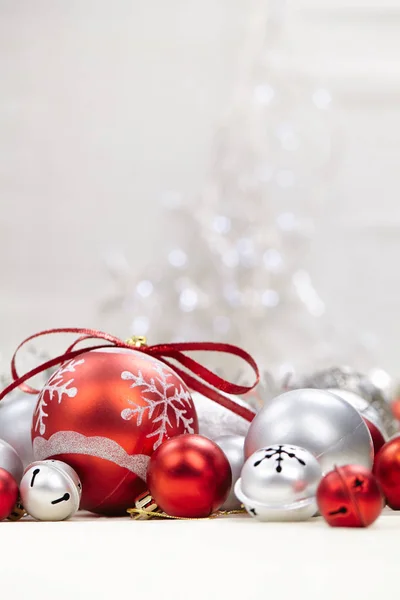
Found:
<box><xmin>1</xmin><ymin>4</ymin><xmax>400</xmax><ymax>600</ymax></box>
<box><xmin>1</xmin><ymin>0</ymin><xmax>400</xmax><ymax>376</ymax></box>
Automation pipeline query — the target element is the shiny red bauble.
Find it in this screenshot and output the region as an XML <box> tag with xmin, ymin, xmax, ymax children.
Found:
<box><xmin>374</xmin><ymin>437</ymin><xmax>400</xmax><ymax>509</ymax></box>
<box><xmin>0</xmin><ymin>467</ymin><xmax>18</xmax><ymax>520</ymax></box>
<box><xmin>391</xmin><ymin>398</ymin><xmax>400</xmax><ymax>422</ymax></box>
<box><xmin>147</xmin><ymin>434</ymin><xmax>232</xmax><ymax>518</ymax></box>
<box><xmin>31</xmin><ymin>348</ymin><xmax>198</xmax><ymax>515</ymax></box>
<box><xmin>317</xmin><ymin>465</ymin><xmax>383</xmax><ymax>527</ymax></box>
<box><xmin>364</xmin><ymin>418</ymin><xmax>386</xmax><ymax>460</ymax></box>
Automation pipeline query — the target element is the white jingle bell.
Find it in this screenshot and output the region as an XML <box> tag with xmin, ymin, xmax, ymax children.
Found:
<box><xmin>235</xmin><ymin>444</ymin><xmax>322</xmax><ymax>521</ymax></box>
<box><xmin>20</xmin><ymin>460</ymin><xmax>82</xmax><ymax>521</ymax></box>
<box><xmin>245</xmin><ymin>389</ymin><xmax>373</xmax><ymax>473</ymax></box>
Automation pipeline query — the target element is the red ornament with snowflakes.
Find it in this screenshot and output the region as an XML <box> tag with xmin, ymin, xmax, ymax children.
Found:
<box><xmin>31</xmin><ymin>348</ymin><xmax>198</xmax><ymax>515</ymax></box>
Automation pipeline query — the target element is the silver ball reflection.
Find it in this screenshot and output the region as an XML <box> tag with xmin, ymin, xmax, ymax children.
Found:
<box><xmin>20</xmin><ymin>460</ymin><xmax>82</xmax><ymax>521</ymax></box>
<box><xmin>235</xmin><ymin>444</ymin><xmax>322</xmax><ymax>521</ymax></box>
<box><xmin>214</xmin><ymin>435</ymin><xmax>245</xmax><ymax>510</ymax></box>
<box><xmin>245</xmin><ymin>389</ymin><xmax>373</xmax><ymax>473</ymax></box>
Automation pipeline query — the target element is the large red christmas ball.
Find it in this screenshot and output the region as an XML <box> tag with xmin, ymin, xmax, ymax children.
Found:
<box><xmin>31</xmin><ymin>348</ymin><xmax>198</xmax><ymax>515</ymax></box>
<box><xmin>0</xmin><ymin>467</ymin><xmax>18</xmax><ymax>520</ymax></box>
<box><xmin>374</xmin><ymin>437</ymin><xmax>400</xmax><ymax>509</ymax></box>
<box><xmin>317</xmin><ymin>465</ymin><xmax>383</xmax><ymax>527</ymax></box>
<box><xmin>147</xmin><ymin>434</ymin><xmax>232</xmax><ymax>518</ymax></box>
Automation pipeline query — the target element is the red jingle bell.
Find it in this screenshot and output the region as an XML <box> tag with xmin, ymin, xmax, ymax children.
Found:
<box><xmin>0</xmin><ymin>467</ymin><xmax>18</xmax><ymax>520</ymax></box>
<box><xmin>31</xmin><ymin>348</ymin><xmax>198</xmax><ymax>515</ymax></box>
<box><xmin>147</xmin><ymin>434</ymin><xmax>232</xmax><ymax>518</ymax></box>
<box><xmin>317</xmin><ymin>465</ymin><xmax>383</xmax><ymax>527</ymax></box>
<box><xmin>374</xmin><ymin>437</ymin><xmax>400</xmax><ymax>509</ymax></box>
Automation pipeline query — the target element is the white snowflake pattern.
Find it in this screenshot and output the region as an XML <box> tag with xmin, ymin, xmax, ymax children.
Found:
<box><xmin>34</xmin><ymin>359</ymin><xmax>85</xmax><ymax>435</ymax></box>
<box><xmin>121</xmin><ymin>363</ymin><xmax>194</xmax><ymax>450</ymax></box>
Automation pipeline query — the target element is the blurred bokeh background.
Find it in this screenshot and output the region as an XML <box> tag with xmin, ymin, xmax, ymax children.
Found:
<box><xmin>1</xmin><ymin>0</ymin><xmax>400</xmax><ymax>380</ymax></box>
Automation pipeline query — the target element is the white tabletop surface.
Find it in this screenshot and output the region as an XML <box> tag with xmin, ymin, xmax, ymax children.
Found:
<box><xmin>2</xmin><ymin>509</ymin><xmax>396</xmax><ymax>600</ymax></box>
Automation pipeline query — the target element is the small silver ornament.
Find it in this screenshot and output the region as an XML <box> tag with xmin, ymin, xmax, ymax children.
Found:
<box><xmin>235</xmin><ymin>444</ymin><xmax>322</xmax><ymax>521</ymax></box>
<box><xmin>214</xmin><ymin>435</ymin><xmax>245</xmax><ymax>510</ymax></box>
<box><xmin>245</xmin><ymin>389</ymin><xmax>373</xmax><ymax>473</ymax></box>
<box><xmin>0</xmin><ymin>438</ymin><xmax>23</xmax><ymax>483</ymax></box>
<box><xmin>192</xmin><ymin>391</ymin><xmax>255</xmax><ymax>441</ymax></box>
<box><xmin>0</xmin><ymin>389</ymin><xmax>37</xmax><ymax>467</ymax></box>
<box><xmin>289</xmin><ymin>366</ymin><xmax>396</xmax><ymax>437</ymax></box>
<box><xmin>20</xmin><ymin>460</ymin><xmax>82</xmax><ymax>521</ymax></box>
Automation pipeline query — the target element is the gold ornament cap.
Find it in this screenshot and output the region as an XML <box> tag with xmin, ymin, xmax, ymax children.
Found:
<box><xmin>125</xmin><ymin>336</ymin><xmax>148</xmax><ymax>348</ymax></box>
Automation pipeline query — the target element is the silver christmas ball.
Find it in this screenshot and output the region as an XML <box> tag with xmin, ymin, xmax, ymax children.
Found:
<box><xmin>245</xmin><ymin>389</ymin><xmax>373</xmax><ymax>473</ymax></box>
<box><xmin>20</xmin><ymin>460</ymin><xmax>82</xmax><ymax>521</ymax></box>
<box><xmin>289</xmin><ymin>366</ymin><xmax>396</xmax><ymax>437</ymax></box>
<box><xmin>0</xmin><ymin>389</ymin><xmax>37</xmax><ymax>467</ymax></box>
<box><xmin>327</xmin><ymin>388</ymin><xmax>388</xmax><ymax>440</ymax></box>
<box><xmin>192</xmin><ymin>391</ymin><xmax>255</xmax><ymax>441</ymax></box>
<box><xmin>0</xmin><ymin>438</ymin><xmax>23</xmax><ymax>483</ymax></box>
<box><xmin>235</xmin><ymin>444</ymin><xmax>322</xmax><ymax>521</ymax></box>
<box><xmin>214</xmin><ymin>435</ymin><xmax>245</xmax><ymax>510</ymax></box>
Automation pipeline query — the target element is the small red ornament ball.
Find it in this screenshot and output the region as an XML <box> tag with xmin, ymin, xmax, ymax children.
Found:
<box><xmin>147</xmin><ymin>434</ymin><xmax>232</xmax><ymax>518</ymax></box>
<box><xmin>317</xmin><ymin>465</ymin><xmax>383</xmax><ymax>527</ymax></box>
<box><xmin>374</xmin><ymin>437</ymin><xmax>400</xmax><ymax>509</ymax></box>
<box><xmin>31</xmin><ymin>348</ymin><xmax>198</xmax><ymax>515</ymax></box>
<box><xmin>0</xmin><ymin>467</ymin><xmax>18</xmax><ymax>520</ymax></box>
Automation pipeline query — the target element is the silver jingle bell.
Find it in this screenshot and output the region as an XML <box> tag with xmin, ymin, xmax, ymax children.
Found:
<box><xmin>20</xmin><ymin>460</ymin><xmax>82</xmax><ymax>521</ymax></box>
<box><xmin>214</xmin><ymin>435</ymin><xmax>245</xmax><ymax>511</ymax></box>
<box><xmin>0</xmin><ymin>438</ymin><xmax>23</xmax><ymax>483</ymax></box>
<box><xmin>235</xmin><ymin>444</ymin><xmax>322</xmax><ymax>521</ymax></box>
<box><xmin>245</xmin><ymin>389</ymin><xmax>373</xmax><ymax>474</ymax></box>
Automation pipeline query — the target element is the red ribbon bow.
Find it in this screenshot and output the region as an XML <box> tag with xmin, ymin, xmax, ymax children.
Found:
<box><xmin>0</xmin><ymin>328</ymin><xmax>259</xmax><ymax>422</ymax></box>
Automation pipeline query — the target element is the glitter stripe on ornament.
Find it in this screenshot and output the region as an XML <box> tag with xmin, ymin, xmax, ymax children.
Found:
<box><xmin>33</xmin><ymin>431</ymin><xmax>150</xmax><ymax>481</ymax></box>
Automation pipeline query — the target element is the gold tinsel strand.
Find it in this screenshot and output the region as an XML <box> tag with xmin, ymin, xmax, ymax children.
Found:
<box><xmin>127</xmin><ymin>507</ymin><xmax>246</xmax><ymax>520</ymax></box>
